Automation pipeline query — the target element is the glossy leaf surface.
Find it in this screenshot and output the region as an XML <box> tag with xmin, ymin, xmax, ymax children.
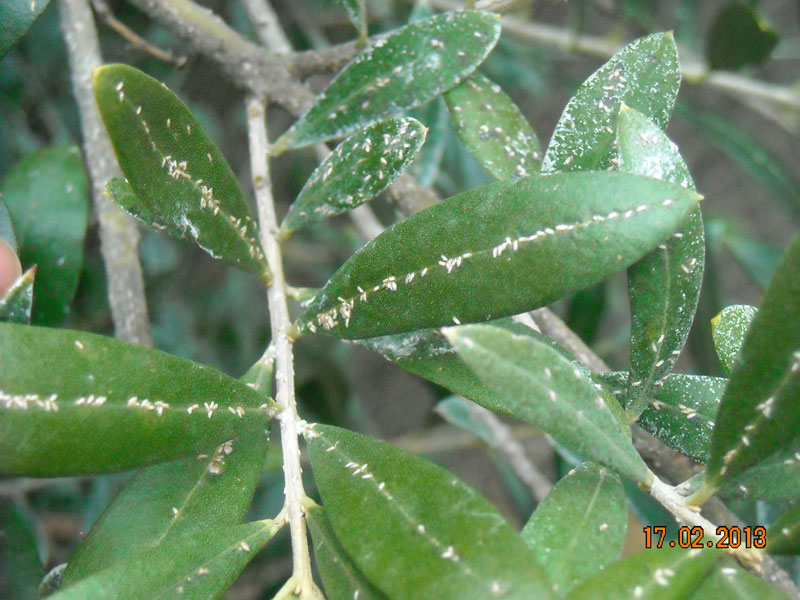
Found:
<box><xmin>94</xmin><ymin>65</ymin><xmax>266</xmax><ymax>275</ymax></box>
<box><xmin>281</xmin><ymin>117</ymin><xmax>425</xmax><ymax>234</ymax></box>
<box><xmin>300</xmin><ymin>171</ymin><xmax>700</xmax><ymax>338</ymax></box>
<box><xmin>767</xmin><ymin>503</ymin><xmax>800</xmax><ymax>555</ymax></box>
<box><xmin>0</xmin><ymin>0</ymin><xmax>50</xmax><ymax>57</ymax></box>
<box><xmin>521</xmin><ymin>462</ymin><xmax>627</xmax><ymax>594</ymax></box>
<box><xmin>689</xmin><ymin>559</ymin><xmax>788</xmax><ymax>599</ymax></box>
<box><xmin>1</xmin><ymin>146</ymin><xmax>89</xmax><ymax>325</ymax></box>
<box><xmin>542</xmin><ymin>32</ymin><xmax>680</xmax><ymax>173</ymax></box>
<box><xmin>446</xmin><ymin>325</ymin><xmax>650</xmax><ymax>484</ymax></box>
<box><xmin>271</xmin><ymin>11</ymin><xmax>501</xmax><ymax>153</ymax></box>
<box><xmin>306</xmin><ymin>424</ymin><xmax>554</xmax><ymax>599</ymax></box>
<box><xmin>0</xmin><ymin>267</ymin><xmax>34</xmax><ymax>324</ymax></box>
<box><xmin>0</xmin><ymin>323</ymin><xmax>272</xmax><ymax>475</ymax></box>
<box><xmin>0</xmin><ymin>498</ymin><xmax>43</xmax><ymax>600</ymax></box>
<box><xmin>711</xmin><ymin>304</ymin><xmax>757</xmax><ymax>375</ymax></box>
<box><xmin>444</xmin><ymin>72</ymin><xmax>541</xmax><ymax>179</ymax></box>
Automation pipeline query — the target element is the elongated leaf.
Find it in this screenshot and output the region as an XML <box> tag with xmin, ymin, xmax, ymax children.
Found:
<box><xmin>542</xmin><ymin>32</ymin><xmax>680</xmax><ymax>173</ymax></box>
<box><xmin>569</xmin><ymin>548</ymin><xmax>720</xmax><ymax>599</ymax></box>
<box><xmin>306</xmin><ymin>503</ymin><xmax>387</xmax><ymax>600</ymax></box>
<box><xmin>706</xmin><ymin>3</ymin><xmax>778</xmax><ymax>70</ymax></box>
<box><xmin>689</xmin><ymin>559</ymin><xmax>790</xmax><ymax>599</ymax></box>
<box><xmin>52</xmin><ymin>520</ymin><xmax>277</xmax><ymax>599</ymax></box>
<box><xmin>597</xmin><ymin>372</ymin><xmax>724</xmax><ymax>463</ymax></box>
<box><xmin>521</xmin><ymin>462</ymin><xmax>626</xmax><ymax>595</ymax></box>
<box><xmin>711</xmin><ymin>305</ymin><xmax>757</xmax><ymax>375</ymax></box>
<box><xmin>280</xmin><ymin>117</ymin><xmax>426</xmax><ymax>235</ymax></box>
<box><xmin>408</xmin><ymin>98</ymin><xmax>449</xmax><ymax>187</ymax></box>
<box><xmin>719</xmin><ymin>437</ymin><xmax>800</xmax><ymax>501</ymax></box>
<box><xmin>767</xmin><ymin>503</ymin><xmax>800</xmax><ymax>555</ymax></box>
<box><xmin>0</xmin><ymin>322</ymin><xmax>273</xmax><ymax>476</ymax></box>
<box><xmin>0</xmin><ymin>498</ymin><xmax>44</xmax><ymax>600</ymax></box>
<box><xmin>299</xmin><ymin>171</ymin><xmax>700</xmax><ymax>338</ymax></box>
<box><xmin>446</xmin><ymin>325</ymin><xmax>650</xmax><ymax>484</ymax></box>
<box><xmin>306</xmin><ymin>424</ymin><xmax>554</xmax><ymax>599</ymax></box>
<box><xmin>337</xmin><ymin>0</ymin><xmax>367</xmax><ymax>40</ymax></box>
<box><xmin>616</xmin><ymin>106</ymin><xmax>704</xmax><ymax>415</ymax></box>
<box><xmin>707</xmin><ymin>217</ymin><xmax>782</xmax><ymax>289</ymax></box>
<box><xmin>435</xmin><ymin>396</ymin><xmax>496</xmax><ymax>445</ymax></box>
<box><xmin>444</xmin><ymin>72</ymin><xmax>541</xmax><ymax>179</ymax></box>
<box><xmin>61</xmin><ymin>431</ymin><xmax>269</xmax><ymax>586</ymax></box>
<box><xmin>1</xmin><ymin>146</ymin><xmax>89</xmax><ymax>325</ymax></box>
<box><xmin>94</xmin><ymin>64</ymin><xmax>267</xmax><ymax>276</ymax></box>
<box><xmin>0</xmin><ymin>0</ymin><xmax>50</xmax><ymax>58</ymax></box>
<box><xmin>0</xmin><ymin>266</ymin><xmax>34</xmax><ymax>324</ymax></box>
<box><xmin>704</xmin><ymin>236</ymin><xmax>800</xmax><ymax>491</ymax></box>
<box><xmin>271</xmin><ymin>11</ymin><xmax>501</xmax><ymax>153</ymax></box>
<box><xmin>0</xmin><ymin>196</ymin><xmax>15</xmax><ymax>251</ymax></box>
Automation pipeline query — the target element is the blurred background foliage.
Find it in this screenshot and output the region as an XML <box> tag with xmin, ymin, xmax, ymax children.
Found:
<box><xmin>0</xmin><ymin>0</ymin><xmax>798</xmax><ymax>596</ymax></box>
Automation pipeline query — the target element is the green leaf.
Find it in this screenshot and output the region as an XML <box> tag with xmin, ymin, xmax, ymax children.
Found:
<box><xmin>0</xmin><ymin>322</ymin><xmax>273</xmax><ymax>476</ymax></box>
<box><xmin>707</xmin><ymin>218</ymin><xmax>782</xmax><ymax>290</ymax></box>
<box><xmin>0</xmin><ymin>0</ymin><xmax>50</xmax><ymax>58</ymax></box>
<box><xmin>1</xmin><ymin>146</ymin><xmax>89</xmax><ymax>325</ymax></box>
<box><xmin>306</xmin><ymin>424</ymin><xmax>555</xmax><ymax>599</ymax></box>
<box><xmin>280</xmin><ymin>117</ymin><xmax>426</xmax><ymax>235</ymax></box>
<box><xmin>299</xmin><ymin>171</ymin><xmax>700</xmax><ymax>338</ymax></box>
<box><xmin>703</xmin><ymin>235</ymin><xmax>800</xmax><ymax>491</ymax></box>
<box><xmin>337</xmin><ymin>0</ymin><xmax>367</xmax><ymax>40</ymax></box>
<box><xmin>0</xmin><ymin>266</ymin><xmax>34</xmax><ymax>324</ymax></box>
<box><xmin>719</xmin><ymin>437</ymin><xmax>800</xmax><ymax>501</ymax></box>
<box><xmin>569</xmin><ymin>548</ymin><xmax>720</xmax><ymax>599</ymax></box>
<box><xmin>435</xmin><ymin>395</ymin><xmax>497</xmax><ymax>445</ymax></box>
<box><xmin>444</xmin><ymin>72</ymin><xmax>541</xmax><ymax>179</ymax></box>
<box><xmin>61</xmin><ymin>431</ymin><xmax>269</xmax><ymax>586</ymax></box>
<box><xmin>51</xmin><ymin>520</ymin><xmax>277</xmax><ymax>600</ymax></box>
<box><xmin>271</xmin><ymin>11</ymin><xmax>502</xmax><ymax>153</ymax></box>
<box><xmin>767</xmin><ymin>503</ymin><xmax>800</xmax><ymax>555</ymax></box>
<box><xmin>93</xmin><ymin>64</ymin><xmax>267</xmax><ymax>276</ymax></box>
<box><xmin>542</xmin><ymin>32</ymin><xmax>680</xmax><ymax>173</ymax></box>
<box><xmin>445</xmin><ymin>325</ymin><xmax>650</xmax><ymax>484</ymax></box>
<box><xmin>706</xmin><ymin>3</ymin><xmax>778</xmax><ymax>70</ymax></box>
<box><xmin>306</xmin><ymin>503</ymin><xmax>387</xmax><ymax>600</ymax></box>
<box><xmin>0</xmin><ymin>498</ymin><xmax>44</xmax><ymax>600</ymax></box>
<box><xmin>616</xmin><ymin>106</ymin><xmax>704</xmax><ymax>416</ymax></box>
<box><xmin>597</xmin><ymin>372</ymin><xmax>724</xmax><ymax>464</ymax></box>
<box><xmin>711</xmin><ymin>305</ymin><xmax>757</xmax><ymax>375</ymax></box>
<box><xmin>689</xmin><ymin>559</ymin><xmax>789</xmax><ymax>599</ymax></box>
<box><xmin>0</xmin><ymin>196</ymin><xmax>16</xmax><ymax>251</ymax></box>
<box><xmin>521</xmin><ymin>462</ymin><xmax>627</xmax><ymax>595</ymax></box>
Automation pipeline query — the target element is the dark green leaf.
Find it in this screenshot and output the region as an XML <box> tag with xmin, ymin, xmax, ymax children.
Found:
<box><xmin>407</xmin><ymin>98</ymin><xmax>449</xmax><ymax>187</ymax></box>
<box><xmin>446</xmin><ymin>325</ymin><xmax>650</xmax><ymax>484</ymax></box>
<box><xmin>569</xmin><ymin>548</ymin><xmax>720</xmax><ymax>599</ymax></box>
<box><xmin>271</xmin><ymin>11</ymin><xmax>501</xmax><ymax>153</ymax></box>
<box><xmin>299</xmin><ymin>171</ymin><xmax>700</xmax><ymax>339</ymax></box>
<box><xmin>52</xmin><ymin>520</ymin><xmax>277</xmax><ymax>599</ymax></box>
<box><xmin>444</xmin><ymin>72</ymin><xmax>541</xmax><ymax>179</ymax></box>
<box><xmin>280</xmin><ymin>117</ymin><xmax>426</xmax><ymax>235</ymax></box>
<box><xmin>719</xmin><ymin>437</ymin><xmax>800</xmax><ymax>501</ymax></box>
<box><xmin>703</xmin><ymin>236</ymin><xmax>800</xmax><ymax>492</ymax></box>
<box><xmin>616</xmin><ymin>106</ymin><xmax>704</xmax><ymax>416</ymax></box>
<box><xmin>0</xmin><ymin>322</ymin><xmax>273</xmax><ymax>476</ymax></box>
<box><xmin>306</xmin><ymin>424</ymin><xmax>554</xmax><ymax>599</ymax></box>
<box><xmin>711</xmin><ymin>305</ymin><xmax>757</xmax><ymax>375</ymax></box>
<box><xmin>767</xmin><ymin>503</ymin><xmax>800</xmax><ymax>555</ymax></box>
<box><xmin>0</xmin><ymin>266</ymin><xmax>34</xmax><ymax>324</ymax></box>
<box><xmin>689</xmin><ymin>558</ymin><xmax>788</xmax><ymax>599</ymax></box>
<box><xmin>706</xmin><ymin>3</ymin><xmax>778</xmax><ymax>70</ymax></box>
<box><xmin>0</xmin><ymin>0</ymin><xmax>50</xmax><ymax>58</ymax></box>
<box><xmin>306</xmin><ymin>503</ymin><xmax>387</xmax><ymax>600</ymax></box>
<box><xmin>521</xmin><ymin>462</ymin><xmax>627</xmax><ymax>595</ymax></box>
<box><xmin>710</xmin><ymin>219</ymin><xmax>782</xmax><ymax>290</ymax></box>
<box><xmin>0</xmin><ymin>498</ymin><xmax>44</xmax><ymax>600</ymax></box>
<box><xmin>0</xmin><ymin>196</ymin><xmax>16</xmax><ymax>251</ymax></box>
<box><xmin>94</xmin><ymin>65</ymin><xmax>267</xmax><ymax>276</ymax></box>
<box><xmin>1</xmin><ymin>146</ymin><xmax>89</xmax><ymax>325</ymax></box>
<box><xmin>542</xmin><ymin>32</ymin><xmax>680</xmax><ymax>173</ymax></box>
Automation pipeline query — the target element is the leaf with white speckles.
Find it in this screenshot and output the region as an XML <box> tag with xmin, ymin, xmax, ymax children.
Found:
<box><xmin>1</xmin><ymin>146</ymin><xmax>89</xmax><ymax>326</ymax></box>
<box><xmin>703</xmin><ymin>235</ymin><xmax>800</xmax><ymax>492</ymax></box>
<box><xmin>51</xmin><ymin>520</ymin><xmax>278</xmax><ymax>600</ymax></box>
<box><xmin>0</xmin><ymin>322</ymin><xmax>273</xmax><ymax>476</ymax></box>
<box><xmin>444</xmin><ymin>72</ymin><xmax>541</xmax><ymax>180</ymax></box>
<box><xmin>616</xmin><ymin>107</ymin><xmax>705</xmax><ymax>418</ymax></box>
<box><xmin>271</xmin><ymin>11</ymin><xmax>501</xmax><ymax>154</ymax></box>
<box><xmin>766</xmin><ymin>503</ymin><xmax>800</xmax><ymax>555</ymax></box>
<box><xmin>94</xmin><ymin>65</ymin><xmax>267</xmax><ymax>276</ymax></box>
<box><xmin>542</xmin><ymin>32</ymin><xmax>680</xmax><ymax>174</ymax></box>
<box><xmin>446</xmin><ymin>325</ymin><xmax>650</xmax><ymax>484</ymax></box>
<box><xmin>688</xmin><ymin>559</ymin><xmax>788</xmax><ymax>599</ymax></box>
<box><xmin>306</xmin><ymin>424</ymin><xmax>555</xmax><ymax>599</ymax></box>
<box><xmin>0</xmin><ymin>0</ymin><xmax>51</xmax><ymax>57</ymax></box>
<box><xmin>569</xmin><ymin>547</ymin><xmax>720</xmax><ymax>599</ymax></box>
<box><xmin>280</xmin><ymin>117</ymin><xmax>426</xmax><ymax>235</ymax></box>
<box><xmin>521</xmin><ymin>462</ymin><xmax>627</xmax><ymax>595</ymax></box>
<box><xmin>0</xmin><ymin>266</ymin><xmax>34</xmax><ymax>324</ymax></box>
<box><xmin>719</xmin><ymin>437</ymin><xmax>800</xmax><ymax>501</ymax></box>
<box><xmin>711</xmin><ymin>305</ymin><xmax>757</xmax><ymax>375</ymax></box>
<box><xmin>299</xmin><ymin>171</ymin><xmax>700</xmax><ymax>339</ymax></box>
<box><xmin>307</xmin><ymin>503</ymin><xmax>387</xmax><ymax>600</ymax></box>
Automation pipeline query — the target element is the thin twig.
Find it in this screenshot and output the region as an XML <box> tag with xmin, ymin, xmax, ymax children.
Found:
<box><xmin>59</xmin><ymin>0</ymin><xmax>152</xmax><ymax>347</ymax></box>
<box><xmin>242</xmin><ymin>0</ymin><xmax>292</xmax><ymax>53</ymax></box>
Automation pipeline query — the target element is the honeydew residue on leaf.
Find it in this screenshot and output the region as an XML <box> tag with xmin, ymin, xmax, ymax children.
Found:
<box><xmin>711</xmin><ymin>304</ymin><xmax>757</xmax><ymax>375</ymax></box>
